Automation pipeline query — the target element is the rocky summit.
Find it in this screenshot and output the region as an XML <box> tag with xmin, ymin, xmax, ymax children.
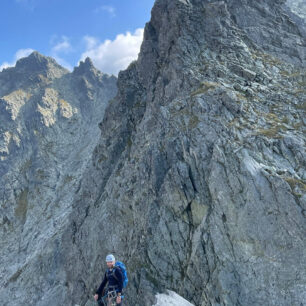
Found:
<box><xmin>1</xmin><ymin>0</ymin><xmax>305</xmax><ymax>306</ymax></box>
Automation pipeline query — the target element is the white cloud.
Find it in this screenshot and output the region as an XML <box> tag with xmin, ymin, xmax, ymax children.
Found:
<box><xmin>51</xmin><ymin>36</ymin><xmax>72</xmax><ymax>54</ymax></box>
<box><xmin>49</xmin><ymin>36</ymin><xmax>73</xmax><ymax>71</ymax></box>
<box><xmin>80</xmin><ymin>28</ymin><xmax>144</xmax><ymax>75</ymax></box>
<box><xmin>0</xmin><ymin>48</ymin><xmax>34</xmax><ymax>71</ymax></box>
<box><xmin>53</xmin><ymin>56</ymin><xmax>73</xmax><ymax>71</ymax></box>
<box><xmin>15</xmin><ymin>48</ymin><xmax>35</xmax><ymax>59</ymax></box>
<box><xmin>94</xmin><ymin>5</ymin><xmax>116</xmax><ymax>17</ymax></box>
<box><xmin>52</xmin><ymin>40</ymin><xmax>71</xmax><ymax>53</ymax></box>
<box><xmin>0</xmin><ymin>62</ymin><xmax>10</xmax><ymax>71</ymax></box>
<box><xmin>84</xmin><ymin>36</ymin><xmax>99</xmax><ymax>49</ymax></box>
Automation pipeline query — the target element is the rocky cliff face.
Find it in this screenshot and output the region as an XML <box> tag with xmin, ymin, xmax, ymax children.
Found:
<box><xmin>0</xmin><ymin>52</ymin><xmax>117</xmax><ymax>305</ymax></box>
<box><xmin>1</xmin><ymin>0</ymin><xmax>306</xmax><ymax>306</ymax></box>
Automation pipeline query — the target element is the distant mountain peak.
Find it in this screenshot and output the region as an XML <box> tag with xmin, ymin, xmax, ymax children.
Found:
<box><xmin>83</xmin><ymin>57</ymin><xmax>94</xmax><ymax>67</ymax></box>
<box><xmin>72</xmin><ymin>57</ymin><xmax>100</xmax><ymax>77</ymax></box>
<box><xmin>12</xmin><ymin>51</ymin><xmax>68</xmax><ymax>79</ymax></box>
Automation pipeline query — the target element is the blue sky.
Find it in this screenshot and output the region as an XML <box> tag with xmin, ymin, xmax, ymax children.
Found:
<box><xmin>1</xmin><ymin>0</ymin><xmax>155</xmax><ymax>75</ymax></box>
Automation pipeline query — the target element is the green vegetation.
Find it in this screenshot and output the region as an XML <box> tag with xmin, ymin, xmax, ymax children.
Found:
<box><xmin>63</xmin><ymin>175</ymin><xmax>74</xmax><ymax>184</ymax></box>
<box><xmin>188</xmin><ymin>114</ymin><xmax>200</xmax><ymax>129</ymax></box>
<box><xmin>296</xmin><ymin>102</ymin><xmax>306</xmax><ymax>110</ymax></box>
<box><xmin>15</xmin><ymin>188</ymin><xmax>28</xmax><ymax>222</ymax></box>
<box><xmin>98</xmin><ymin>154</ymin><xmax>107</xmax><ymax>163</ymax></box>
<box><xmin>256</xmin><ymin>126</ymin><xmax>283</xmax><ymax>138</ymax></box>
<box><xmin>127</xmin><ymin>136</ymin><xmax>132</xmax><ymax>148</ymax></box>
<box><xmin>252</xmin><ymin>51</ymin><xmax>282</xmax><ymax>67</ymax></box>
<box><xmin>235</xmin><ymin>91</ymin><xmax>248</xmax><ymax>100</ymax></box>
<box><xmin>191</xmin><ymin>81</ymin><xmax>219</xmax><ymax>96</ymax></box>
<box><xmin>283</xmin><ymin>176</ymin><xmax>306</xmax><ymax>197</ymax></box>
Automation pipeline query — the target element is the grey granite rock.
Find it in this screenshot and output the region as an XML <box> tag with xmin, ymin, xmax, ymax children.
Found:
<box><xmin>0</xmin><ymin>52</ymin><xmax>117</xmax><ymax>305</ymax></box>
<box><xmin>1</xmin><ymin>0</ymin><xmax>306</xmax><ymax>306</ymax></box>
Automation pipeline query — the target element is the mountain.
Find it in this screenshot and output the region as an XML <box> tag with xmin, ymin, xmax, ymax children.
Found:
<box><xmin>1</xmin><ymin>0</ymin><xmax>306</xmax><ymax>305</ymax></box>
<box><xmin>0</xmin><ymin>52</ymin><xmax>117</xmax><ymax>305</ymax></box>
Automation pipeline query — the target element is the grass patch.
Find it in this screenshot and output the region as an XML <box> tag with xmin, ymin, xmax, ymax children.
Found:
<box><xmin>283</xmin><ymin>177</ymin><xmax>306</xmax><ymax>193</ymax></box>
<box><xmin>256</xmin><ymin>126</ymin><xmax>283</xmax><ymax>138</ymax></box>
<box><xmin>63</xmin><ymin>175</ymin><xmax>74</xmax><ymax>184</ymax></box>
<box><xmin>296</xmin><ymin>102</ymin><xmax>306</xmax><ymax>111</ymax></box>
<box><xmin>265</xmin><ymin>113</ymin><xmax>281</xmax><ymax>122</ymax></box>
<box><xmin>98</xmin><ymin>154</ymin><xmax>107</xmax><ymax>163</ymax></box>
<box><xmin>292</xmin><ymin>122</ymin><xmax>304</xmax><ymax>129</ymax></box>
<box><xmin>259</xmin><ymin>52</ymin><xmax>282</xmax><ymax>66</ymax></box>
<box><xmin>15</xmin><ymin>188</ymin><xmax>28</xmax><ymax>222</ymax></box>
<box><xmin>293</xmin><ymin>88</ymin><xmax>306</xmax><ymax>96</ymax></box>
<box><xmin>235</xmin><ymin>92</ymin><xmax>247</xmax><ymax>100</ymax></box>
<box><xmin>298</xmin><ymin>80</ymin><xmax>306</xmax><ymax>87</ymax></box>
<box><xmin>127</xmin><ymin>136</ymin><xmax>132</xmax><ymax>148</ymax></box>
<box><xmin>191</xmin><ymin>81</ymin><xmax>219</xmax><ymax>96</ymax></box>
<box><xmin>188</xmin><ymin>115</ymin><xmax>200</xmax><ymax>129</ymax></box>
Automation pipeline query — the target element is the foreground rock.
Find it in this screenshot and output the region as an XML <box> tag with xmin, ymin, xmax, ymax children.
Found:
<box><xmin>68</xmin><ymin>0</ymin><xmax>305</xmax><ymax>305</ymax></box>
<box><xmin>154</xmin><ymin>290</ymin><xmax>194</xmax><ymax>306</ymax></box>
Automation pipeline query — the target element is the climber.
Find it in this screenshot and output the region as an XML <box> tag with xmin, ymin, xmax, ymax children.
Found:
<box><xmin>94</xmin><ymin>254</ymin><xmax>124</xmax><ymax>305</ymax></box>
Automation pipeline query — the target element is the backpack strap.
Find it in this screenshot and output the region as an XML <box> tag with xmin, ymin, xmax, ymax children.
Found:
<box><xmin>106</xmin><ymin>267</ymin><xmax>118</xmax><ymax>280</ymax></box>
<box><xmin>110</xmin><ymin>266</ymin><xmax>123</xmax><ymax>285</ymax></box>
<box><xmin>111</xmin><ymin>266</ymin><xmax>119</xmax><ymax>282</ymax></box>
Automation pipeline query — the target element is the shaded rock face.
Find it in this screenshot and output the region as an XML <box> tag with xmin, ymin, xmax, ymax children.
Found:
<box><xmin>0</xmin><ymin>52</ymin><xmax>117</xmax><ymax>305</ymax></box>
<box><xmin>64</xmin><ymin>1</ymin><xmax>305</xmax><ymax>305</ymax></box>
<box><xmin>1</xmin><ymin>1</ymin><xmax>305</xmax><ymax>306</ymax></box>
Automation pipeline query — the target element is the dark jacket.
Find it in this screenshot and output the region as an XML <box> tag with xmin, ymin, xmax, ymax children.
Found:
<box><xmin>96</xmin><ymin>266</ymin><xmax>123</xmax><ymax>297</ymax></box>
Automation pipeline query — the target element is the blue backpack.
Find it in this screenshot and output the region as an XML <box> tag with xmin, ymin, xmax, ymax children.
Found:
<box><xmin>114</xmin><ymin>261</ymin><xmax>128</xmax><ymax>288</ymax></box>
